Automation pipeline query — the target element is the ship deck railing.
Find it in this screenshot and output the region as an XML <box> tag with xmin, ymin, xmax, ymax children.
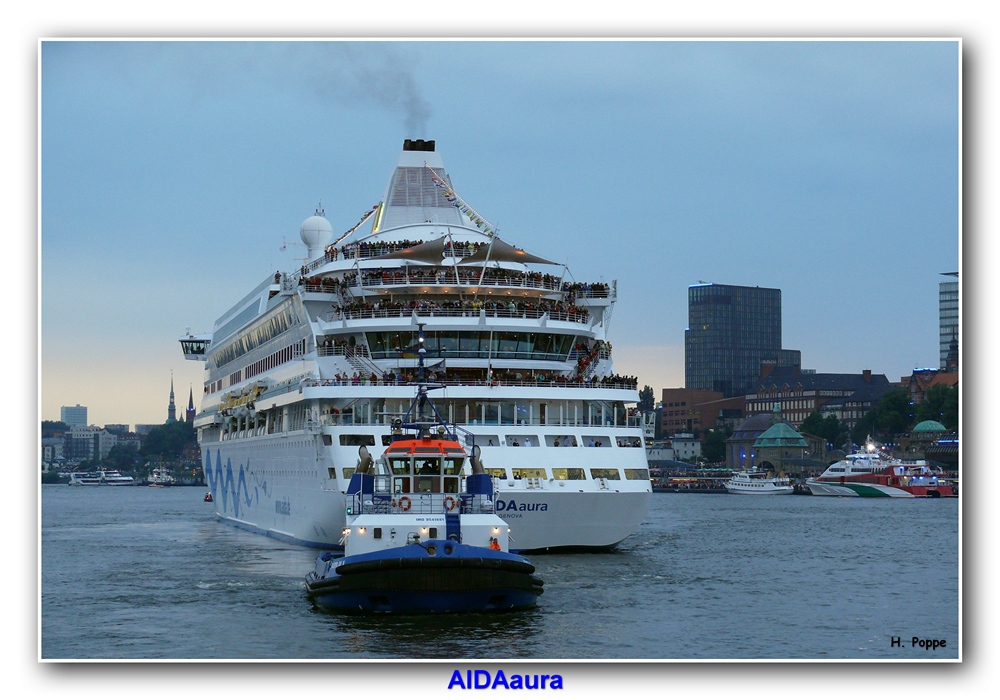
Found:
<box><xmin>302</xmin><ymin>277</ymin><xmax>613</xmax><ymax>300</ymax></box>
<box><xmin>321</xmin><ymin>306</ymin><xmax>591</xmax><ymax>324</ymax></box>
<box><xmin>316</xmin><ymin>411</ymin><xmax>645</xmax><ymax>429</ymax></box>
<box><xmin>301</xmin><ymin>376</ymin><xmax>640</xmax><ymax>392</ymax></box>
<box><xmin>349</xmin><ymin>491</ymin><xmax>495</xmax><ymax>517</ymax></box>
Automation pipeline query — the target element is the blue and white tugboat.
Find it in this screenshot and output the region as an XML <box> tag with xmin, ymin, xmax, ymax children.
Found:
<box><xmin>305</xmin><ymin>326</ymin><xmax>544</xmax><ymax>614</ymax></box>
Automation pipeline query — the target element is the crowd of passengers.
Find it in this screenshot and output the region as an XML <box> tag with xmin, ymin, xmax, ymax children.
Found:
<box><xmin>348</xmin><ymin>267</ymin><xmax>566</xmax><ymax>290</ymax></box>
<box><xmin>308</xmin><ymin>366</ymin><xmax>637</xmax><ymax>389</ymax></box>
<box><xmin>324</xmin><ymin>239</ymin><xmax>484</xmax><ymax>261</ymax></box>
<box><xmin>331</xmin><ymin>297</ymin><xmax>591</xmax><ymax>322</ymax></box>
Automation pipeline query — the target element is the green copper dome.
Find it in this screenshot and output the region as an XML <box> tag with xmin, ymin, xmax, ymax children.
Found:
<box><xmin>913</xmin><ymin>420</ymin><xmax>947</xmax><ymax>432</ymax></box>
<box><xmin>753</xmin><ymin>422</ymin><xmax>808</xmax><ymax>448</ymax></box>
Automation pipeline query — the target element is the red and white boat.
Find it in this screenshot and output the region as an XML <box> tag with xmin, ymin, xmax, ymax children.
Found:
<box><xmin>806</xmin><ymin>446</ymin><xmax>955</xmax><ymax>498</ymax></box>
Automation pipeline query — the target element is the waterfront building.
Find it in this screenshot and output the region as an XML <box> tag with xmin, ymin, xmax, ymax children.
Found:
<box><xmin>725</xmin><ymin>408</ymin><xmax>825</xmax><ymax>473</ymax></box>
<box><xmin>660</xmin><ymin>387</ymin><xmax>746</xmax><ymax>436</ymax></box>
<box><xmin>904</xmin><ymin>368</ymin><xmax>959</xmax><ymax>405</ymax></box>
<box><xmin>669</xmin><ymin>433</ymin><xmax>702</xmax><ymax>462</ymax></box>
<box><xmin>103</xmin><ymin>423</ymin><xmax>130</xmax><ymax>435</ymax></box>
<box><xmin>65</xmin><ymin>425</ymin><xmax>117</xmax><ymax>463</ymax></box>
<box><xmin>42</xmin><ymin>437</ymin><xmax>65</xmax><ymax>470</ymax></box>
<box><xmin>60</xmin><ymin>404</ymin><xmax>87</xmax><ymax>428</ymax></box>
<box><xmin>684</xmin><ymin>283</ymin><xmax>801</xmax><ymax>398</ymax></box>
<box><xmin>939</xmin><ymin>272</ymin><xmax>958</xmax><ymax>371</ymax></box>
<box><xmin>752</xmin><ymin>421</ymin><xmax>809</xmax><ymax>475</ymax></box>
<box><xmin>746</xmin><ymin>366</ymin><xmax>891</xmax><ymax>430</ymax></box>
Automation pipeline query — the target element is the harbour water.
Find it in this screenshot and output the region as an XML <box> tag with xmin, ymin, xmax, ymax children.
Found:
<box><xmin>40</xmin><ymin>484</ymin><xmax>958</xmax><ymax>661</ymax></box>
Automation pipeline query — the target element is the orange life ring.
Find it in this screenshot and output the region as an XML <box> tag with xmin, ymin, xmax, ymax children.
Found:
<box><xmin>443</xmin><ymin>495</ymin><xmax>457</xmax><ymax>511</ymax></box>
<box><xmin>398</xmin><ymin>495</ymin><xmax>411</xmax><ymax>512</ymax></box>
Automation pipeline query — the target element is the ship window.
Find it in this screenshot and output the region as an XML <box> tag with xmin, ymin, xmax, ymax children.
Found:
<box><xmin>551</xmin><ymin>468</ymin><xmax>585</xmax><ymax>480</ymax></box>
<box><xmin>388</xmin><ymin>458</ymin><xmax>410</xmax><ymax>475</ymax></box>
<box><xmin>374</xmin><ymin>528</ymin><xmax>382</xmax><ymax>539</ymax></box>
<box><xmin>415</xmin><ymin>476</ymin><xmax>438</xmax><ymax>492</ymax></box>
<box><xmin>415</xmin><ymin>458</ymin><xmax>440</xmax><ymax>475</ymax></box>
<box><xmin>625</xmin><ymin>469</ymin><xmax>650</xmax><ymax>480</ymax></box>
<box><xmin>381</xmin><ymin>435</ymin><xmax>393</xmax><ymax>446</ymax></box>
<box><xmin>506</xmin><ymin>434</ymin><xmax>538</xmax><ymax>447</ymax></box>
<box><xmin>486</xmin><ymin>467</ymin><xmax>507</xmax><ymax>479</ymax></box>
<box><xmin>343</xmin><ymin>468</ymin><xmax>355</xmax><ymax>480</ymax></box>
<box><xmin>590</xmin><ymin>468</ymin><xmax>622</xmax><ymax>480</ymax></box>
<box><xmin>545</xmin><ymin>435</ymin><xmax>578</xmax><ymax>447</ymax></box>
<box><xmin>443</xmin><ymin>458</ymin><xmax>463</xmax><ymax>475</ymax></box>
<box><xmin>475</xmin><ymin>434</ymin><xmax>501</xmax><ymax>446</ymax></box>
<box><xmin>582</xmin><ymin>435</ymin><xmax>611</xmax><ymax>447</ymax></box>
<box><xmin>339</xmin><ymin>434</ymin><xmax>376</xmax><ymax>446</ymax></box>
<box><xmin>512</xmin><ymin>468</ymin><xmax>546</xmax><ymax>479</ymax></box>
<box><xmin>428</xmin><ymin>527</ymin><xmax>437</xmax><ymax>539</ymax></box>
<box><xmin>323</xmin><ymin>435</ymin><xmax>333</xmax><ymax>446</ymax></box>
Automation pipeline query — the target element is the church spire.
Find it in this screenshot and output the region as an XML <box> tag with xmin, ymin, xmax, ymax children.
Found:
<box><xmin>167</xmin><ymin>371</ymin><xmax>177</xmax><ymax>423</ymax></box>
<box><xmin>187</xmin><ymin>386</ymin><xmax>196</xmax><ymax>424</ymax></box>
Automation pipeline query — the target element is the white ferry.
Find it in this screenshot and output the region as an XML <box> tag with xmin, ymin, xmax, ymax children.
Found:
<box><xmin>68</xmin><ymin>470</ymin><xmax>136</xmax><ymax>486</ymax></box>
<box><xmin>181</xmin><ymin>139</ymin><xmax>652</xmax><ymax>551</ymax></box>
<box><xmin>723</xmin><ymin>469</ymin><xmax>794</xmax><ymax>495</ymax></box>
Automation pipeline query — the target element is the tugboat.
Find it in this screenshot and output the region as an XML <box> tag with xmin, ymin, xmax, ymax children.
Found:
<box><xmin>304</xmin><ymin>325</ymin><xmax>544</xmax><ymax>614</ymax></box>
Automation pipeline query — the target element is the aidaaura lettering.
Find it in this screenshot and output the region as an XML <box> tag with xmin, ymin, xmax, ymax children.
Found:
<box><xmin>494</xmin><ymin>500</ymin><xmax>548</xmax><ymax>512</ymax></box>
<box><xmin>448</xmin><ymin>669</ymin><xmax>563</xmax><ymax>690</ymax></box>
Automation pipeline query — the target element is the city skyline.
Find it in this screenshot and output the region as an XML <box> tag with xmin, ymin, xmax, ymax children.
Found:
<box><xmin>41</xmin><ymin>40</ymin><xmax>960</xmax><ymax>427</ymax></box>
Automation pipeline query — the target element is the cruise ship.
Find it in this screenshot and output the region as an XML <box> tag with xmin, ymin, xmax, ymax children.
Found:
<box><xmin>181</xmin><ymin>139</ymin><xmax>651</xmax><ymax>551</ymax></box>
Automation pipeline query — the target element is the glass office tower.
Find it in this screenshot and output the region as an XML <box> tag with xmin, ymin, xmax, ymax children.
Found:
<box><xmin>939</xmin><ymin>272</ymin><xmax>959</xmax><ymax>370</ymax></box>
<box><xmin>685</xmin><ymin>283</ymin><xmax>800</xmax><ymax>398</ymax></box>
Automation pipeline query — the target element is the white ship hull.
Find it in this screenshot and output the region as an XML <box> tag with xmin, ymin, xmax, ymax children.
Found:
<box><xmin>203</xmin><ymin>424</ymin><xmax>651</xmax><ymax>551</ymax></box>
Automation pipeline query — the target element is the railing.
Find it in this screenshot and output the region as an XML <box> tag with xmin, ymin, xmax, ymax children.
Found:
<box><xmin>349</xmin><ymin>490</ymin><xmax>494</xmax><ymax>516</ymax></box>
<box><xmin>323</xmin><ymin>306</ymin><xmax>590</xmax><ymax>324</ymax></box>
<box><xmin>302</xmin><ymin>377</ymin><xmax>640</xmax><ymax>391</ymax></box>
<box><xmin>315</xmin><ymin>410</ymin><xmax>644</xmax><ymax>430</ymax></box>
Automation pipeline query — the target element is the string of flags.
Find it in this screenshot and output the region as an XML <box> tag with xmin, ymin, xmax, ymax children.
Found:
<box><xmin>425</xmin><ymin>162</ymin><xmax>497</xmax><ymax>236</ymax></box>
<box><xmin>331</xmin><ymin>204</ymin><xmax>380</xmax><ymax>247</ymax></box>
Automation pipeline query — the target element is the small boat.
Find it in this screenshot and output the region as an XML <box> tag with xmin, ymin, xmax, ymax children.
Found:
<box><xmin>204</xmin><ymin>491</ymin><xmax>214</xmax><ymax>502</ymax></box>
<box><xmin>724</xmin><ymin>469</ymin><xmax>794</xmax><ymax>495</ymax></box>
<box><xmin>304</xmin><ymin>324</ymin><xmax>543</xmax><ymax>614</ymax></box>
<box><xmin>806</xmin><ymin>449</ymin><xmax>955</xmax><ymax>498</ymax></box>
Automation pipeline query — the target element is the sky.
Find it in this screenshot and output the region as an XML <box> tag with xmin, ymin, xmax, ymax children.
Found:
<box><xmin>39</xmin><ymin>38</ymin><xmax>960</xmax><ymax>428</ymax></box>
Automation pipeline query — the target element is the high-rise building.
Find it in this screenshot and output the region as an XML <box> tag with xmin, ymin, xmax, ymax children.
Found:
<box><xmin>60</xmin><ymin>404</ymin><xmax>87</xmax><ymax>428</ymax></box>
<box><xmin>685</xmin><ymin>283</ymin><xmax>801</xmax><ymax>398</ymax></box>
<box><xmin>939</xmin><ymin>272</ymin><xmax>958</xmax><ymax>371</ymax></box>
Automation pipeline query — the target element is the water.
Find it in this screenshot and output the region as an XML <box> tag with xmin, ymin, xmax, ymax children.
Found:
<box><xmin>40</xmin><ymin>485</ymin><xmax>959</xmax><ymax>660</ymax></box>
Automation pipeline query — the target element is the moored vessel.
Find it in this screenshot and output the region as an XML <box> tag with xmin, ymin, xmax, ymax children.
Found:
<box><xmin>724</xmin><ymin>469</ymin><xmax>794</xmax><ymax>495</ymax></box>
<box><xmin>68</xmin><ymin>470</ymin><xmax>136</xmax><ymax>486</ymax></box>
<box><xmin>806</xmin><ymin>444</ymin><xmax>955</xmax><ymax>498</ymax></box>
<box><xmin>182</xmin><ymin>139</ymin><xmax>651</xmax><ymax>551</ymax></box>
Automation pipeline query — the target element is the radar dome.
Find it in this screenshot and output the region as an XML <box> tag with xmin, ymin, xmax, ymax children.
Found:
<box><xmin>300</xmin><ymin>206</ymin><xmax>334</xmax><ymax>261</ymax></box>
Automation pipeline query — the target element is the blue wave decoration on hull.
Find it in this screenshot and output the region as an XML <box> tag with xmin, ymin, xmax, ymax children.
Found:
<box><xmin>204</xmin><ymin>449</ymin><xmax>272</xmax><ymax>518</ymax></box>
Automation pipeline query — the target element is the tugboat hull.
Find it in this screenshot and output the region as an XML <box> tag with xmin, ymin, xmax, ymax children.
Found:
<box><xmin>305</xmin><ymin>541</ymin><xmax>543</xmax><ymax>614</ymax></box>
